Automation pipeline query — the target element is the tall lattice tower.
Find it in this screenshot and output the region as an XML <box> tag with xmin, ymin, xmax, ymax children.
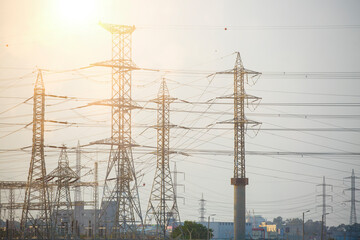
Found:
<box><xmin>199</xmin><ymin>193</ymin><xmax>206</xmax><ymax>222</ymax></box>
<box><xmin>232</xmin><ymin>53</ymin><xmax>261</xmax><ymax>240</ymax></box>
<box><xmin>20</xmin><ymin>69</ymin><xmax>52</xmax><ymax>240</ymax></box>
<box><xmin>47</xmin><ymin>146</ymin><xmax>79</xmax><ymax>239</ymax></box>
<box><xmin>316</xmin><ymin>176</ymin><xmax>333</xmax><ymax>239</ymax></box>
<box><xmin>145</xmin><ymin>79</ymin><xmax>180</xmax><ymax>239</ymax></box>
<box><xmin>94</xmin><ymin>23</ymin><xmax>143</xmax><ymax>239</ymax></box>
<box><xmin>345</xmin><ymin>169</ymin><xmax>359</xmax><ymax>225</ymax></box>
<box><xmin>75</xmin><ymin>141</ymin><xmax>82</xmax><ymax>203</ymax></box>
<box><xmin>219</xmin><ymin>52</ymin><xmax>261</xmax><ymax>240</ymax></box>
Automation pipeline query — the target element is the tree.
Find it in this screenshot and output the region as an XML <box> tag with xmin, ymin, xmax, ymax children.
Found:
<box><xmin>171</xmin><ymin>221</ymin><xmax>213</xmax><ymax>239</ymax></box>
<box><xmin>273</xmin><ymin>216</ymin><xmax>284</xmax><ymax>228</ymax></box>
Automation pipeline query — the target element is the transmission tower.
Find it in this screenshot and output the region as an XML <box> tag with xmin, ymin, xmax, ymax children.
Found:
<box><xmin>94</xmin><ymin>22</ymin><xmax>143</xmax><ymax>239</ymax></box>
<box><xmin>316</xmin><ymin>176</ymin><xmax>333</xmax><ymax>240</ymax></box>
<box><xmin>217</xmin><ymin>52</ymin><xmax>261</xmax><ymax>240</ymax></box>
<box><xmin>75</xmin><ymin>141</ymin><xmax>82</xmax><ymax>203</ymax></box>
<box><xmin>199</xmin><ymin>193</ymin><xmax>206</xmax><ymax>222</ymax></box>
<box><xmin>20</xmin><ymin>69</ymin><xmax>52</xmax><ymax>240</ymax></box>
<box><xmin>344</xmin><ymin>169</ymin><xmax>359</xmax><ymax>225</ymax></box>
<box><xmin>145</xmin><ymin>78</ymin><xmax>180</xmax><ymax>239</ymax></box>
<box><xmin>47</xmin><ymin>146</ymin><xmax>79</xmax><ymax>239</ymax></box>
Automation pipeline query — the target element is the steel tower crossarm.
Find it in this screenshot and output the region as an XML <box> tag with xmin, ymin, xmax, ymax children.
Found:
<box><xmin>216</xmin><ymin>53</ymin><xmax>261</xmax><ymax>240</ymax></box>
<box><xmin>96</xmin><ymin>23</ymin><xmax>144</xmax><ymax>239</ymax></box>
<box><xmin>344</xmin><ymin>169</ymin><xmax>359</xmax><ymax>225</ymax></box>
<box><xmin>20</xmin><ymin>70</ymin><xmax>52</xmax><ymax>240</ymax></box>
<box><xmin>145</xmin><ymin>79</ymin><xmax>180</xmax><ymax>239</ymax></box>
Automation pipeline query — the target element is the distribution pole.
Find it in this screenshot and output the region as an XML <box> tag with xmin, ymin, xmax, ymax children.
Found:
<box><xmin>94</xmin><ymin>161</ymin><xmax>98</xmax><ymax>239</ymax></box>
<box><xmin>303</xmin><ymin>210</ymin><xmax>310</xmax><ymax>240</ymax></box>
<box><xmin>94</xmin><ymin>22</ymin><xmax>143</xmax><ymax>239</ymax></box>
<box><xmin>20</xmin><ymin>69</ymin><xmax>52</xmax><ymax>240</ymax></box>
<box><xmin>145</xmin><ymin>78</ymin><xmax>180</xmax><ymax>239</ymax></box>
<box><xmin>344</xmin><ymin>169</ymin><xmax>359</xmax><ymax>225</ymax></box>
<box><xmin>9</xmin><ymin>187</ymin><xmax>14</xmax><ymax>240</ymax></box>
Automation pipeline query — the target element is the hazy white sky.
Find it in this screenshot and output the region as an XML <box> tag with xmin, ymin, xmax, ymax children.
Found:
<box><xmin>0</xmin><ymin>0</ymin><xmax>360</xmax><ymax>227</ymax></box>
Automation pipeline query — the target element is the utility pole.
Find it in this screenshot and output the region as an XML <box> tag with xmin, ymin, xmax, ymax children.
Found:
<box><xmin>344</xmin><ymin>169</ymin><xmax>359</xmax><ymax>225</ymax></box>
<box><xmin>217</xmin><ymin>52</ymin><xmax>261</xmax><ymax>240</ymax></box>
<box><xmin>145</xmin><ymin>78</ymin><xmax>180</xmax><ymax>239</ymax></box>
<box><xmin>302</xmin><ymin>210</ymin><xmax>310</xmax><ymax>240</ymax></box>
<box><xmin>321</xmin><ymin>213</ymin><xmax>329</xmax><ymax>240</ymax></box>
<box><xmin>94</xmin><ymin>161</ymin><xmax>98</xmax><ymax>239</ymax></box>
<box><xmin>94</xmin><ymin>23</ymin><xmax>143</xmax><ymax>239</ymax></box>
<box><xmin>317</xmin><ymin>177</ymin><xmax>333</xmax><ymax>240</ymax></box>
<box><xmin>207</xmin><ymin>214</ymin><xmax>216</xmax><ymax>240</ymax></box>
<box><xmin>47</xmin><ymin>146</ymin><xmax>79</xmax><ymax>239</ymax></box>
<box><xmin>8</xmin><ymin>187</ymin><xmax>14</xmax><ymax>240</ymax></box>
<box><xmin>199</xmin><ymin>193</ymin><xmax>206</xmax><ymax>222</ymax></box>
<box><xmin>20</xmin><ymin>69</ymin><xmax>52</xmax><ymax>240</ymax></box>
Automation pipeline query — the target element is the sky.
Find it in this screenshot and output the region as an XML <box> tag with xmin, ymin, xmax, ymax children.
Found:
<box><xmin>0</xmin><ymin>0</ymin><xmax>360</xmax><ymax>227</ymax></box>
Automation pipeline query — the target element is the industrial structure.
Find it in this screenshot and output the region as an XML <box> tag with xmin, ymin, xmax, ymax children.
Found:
<box><xmin>199</xmin><ymin>193</ymin><xmax>206</xmax><ymax>223</ymax></box>
<box><xmin>1</xmin><ymin>20</ymin><xmax>359</xmax><ymax>240</ymax></box>
<box><xmin>92</xmin><ymin>23</ymin><xmax>143</xmax><ymax>239</ymax></box>
<box><xmin>345</xmin><ymin>169</ymin><xmax>358</xmax><ymax>225</ymax></box>
<box><xmin>316</xmin><ymin>176</ymin><xmax>333</xmax><ymax>240</ymax></box>
<box><xmin>145</xmin><ymin>79</ymin><xmax>180</xmax><ymax>239</ymax></box>
<box><xmin>46</xmin><ymin>146</ymin><xmax>79</xmax><ymax>239</ymax></box>
<box><xmin>216</xmin><ymin>52</ymin><xmax>261</xmax><ymax>240</ymax></box>
<box><xmin>20</xmin><ymin>69</ymin><xmax>52</xmax><ymax>240</ymax></box>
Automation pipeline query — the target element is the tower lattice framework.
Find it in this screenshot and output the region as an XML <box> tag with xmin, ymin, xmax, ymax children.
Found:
<box><xmin>94</xmin><ymin>23</ymin><xmax>143</xmax><ymax>239</ymax></box>
<box><xmin>46</xmin><ymin>146</ymin><xmax>78</xmax><ymax>239</ymax></box>
<box><xmin>199</xmin><ymin>193</ymin><xmax>206</xmax><ymax>222</ymax></box>
<box><xmin>20</xmin><ymin>70</ymin><xmax>52</xmax><ymax>240</ymax></box>
<box><xmin>345</xmin><ymin>169</ymin><xmax>359</xmax><ymax>225</ymax></box>
<box><xmin>232</xmin><ymin>53</ymin><xmax>261</xmax><ymax>240</ymax></box>
<box><xmin>145</xmin><ymin>79</ymin><xmax>180</xmax><ymax>239</ymax></box>
<box><xmin>316</xmin><ymin>176</ymin><xmax>333</xmax><ymax>240</ymax></box>
<box><xmin>218</xmin><ymin>53</ymin><xmax>261</xmax><ymax>240</ymax></box>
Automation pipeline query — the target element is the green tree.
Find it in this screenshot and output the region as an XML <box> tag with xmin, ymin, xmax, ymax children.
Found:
<box><xmin>171</xmin><ymin>221</ymin><xmax>213</xmax><ymax>239</ymax></box>
<box><xmin>273</xmin><ymin>216</ymin><xmax>284</xmax><ymax>228</ymax></box>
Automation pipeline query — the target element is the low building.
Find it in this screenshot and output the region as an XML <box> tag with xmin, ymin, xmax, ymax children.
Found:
<box><xmin>199</xmin><ymin>221</ymin><xmax>252</xmax><ymax>239</ymax></box>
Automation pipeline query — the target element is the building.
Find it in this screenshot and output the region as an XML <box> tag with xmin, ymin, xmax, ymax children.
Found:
<box><xmin>199</xmin><ymin>221</ymin><xmax>253</xmax><ymax>239</ymax></box>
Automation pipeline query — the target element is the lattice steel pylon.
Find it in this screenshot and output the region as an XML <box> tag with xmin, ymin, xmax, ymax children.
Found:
<box><xmin>218</xmin><ymin>53</ymin><xmax>261</xmax><ymax>240</ymax></box>
<box><xmin>75</xmin><ymin>141</ymin><xmax>82</xmax><ymax>203</ymax></box>
<box><xmin>232</xmin><ymin>53</ymin><xmax>261</xmax><ymax>240</ymax></box>
<box><xmin>145</xmin><ymin>79</ymin><xmax>180</xmax><ymax>239</ymax></box>
<box><xmin>94</xmin><ymin>22</ymin><xmax>144</xmax><ymax>239</ymax></box>
<box><xmin>199</xmin><ymin>193</ymin><xmax>206</xmax><ymax>222</ymax></box>
<box><xmin>46</xmin><ymin>146</ymin><xmax>79</xmax><ymax>239</ymax></box>
<box><xmin>345</xmin><ymin>169</ymin><xmax>359</xmax><ymax>225</ymax></box>
<box><xmin>20</xmin><ymin>69</ymin><xmax>52</xmax><ymax>240</ymax></box>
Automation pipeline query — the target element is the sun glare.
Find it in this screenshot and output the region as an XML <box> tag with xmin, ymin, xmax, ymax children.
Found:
<box><xmin>55</xmin><ymin>0</ymin><xmax>98</xmax><ymax>26</ymax></box>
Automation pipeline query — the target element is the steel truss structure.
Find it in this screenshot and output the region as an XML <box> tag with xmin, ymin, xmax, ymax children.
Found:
<box><xmin>345</xmin><ymin>169</ymin><xmax>358</xmax><ymax>225</ymax></box>
<box><xmin>46</xmin><ymin>146</ymin><xmax>79</xmax><ymax>239</ymax></box>
<box><xmin>20</xmin><ymin>70</ymin><xmax>52</xmax><ymax>240</ymax></box>
<box><xmin>94</xmin><ymin>23</ymin><xmax>143</xmax><ymax>239</ymax></box>
<box><xmin>145</xmin><ymin>79</ymin><xmax>180</xmax><ymax>239</ymax></box>
<box><xmin>217</xmin><ymin>53</ymin><xmax>261</xmax><ymax>240</ymax></box>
